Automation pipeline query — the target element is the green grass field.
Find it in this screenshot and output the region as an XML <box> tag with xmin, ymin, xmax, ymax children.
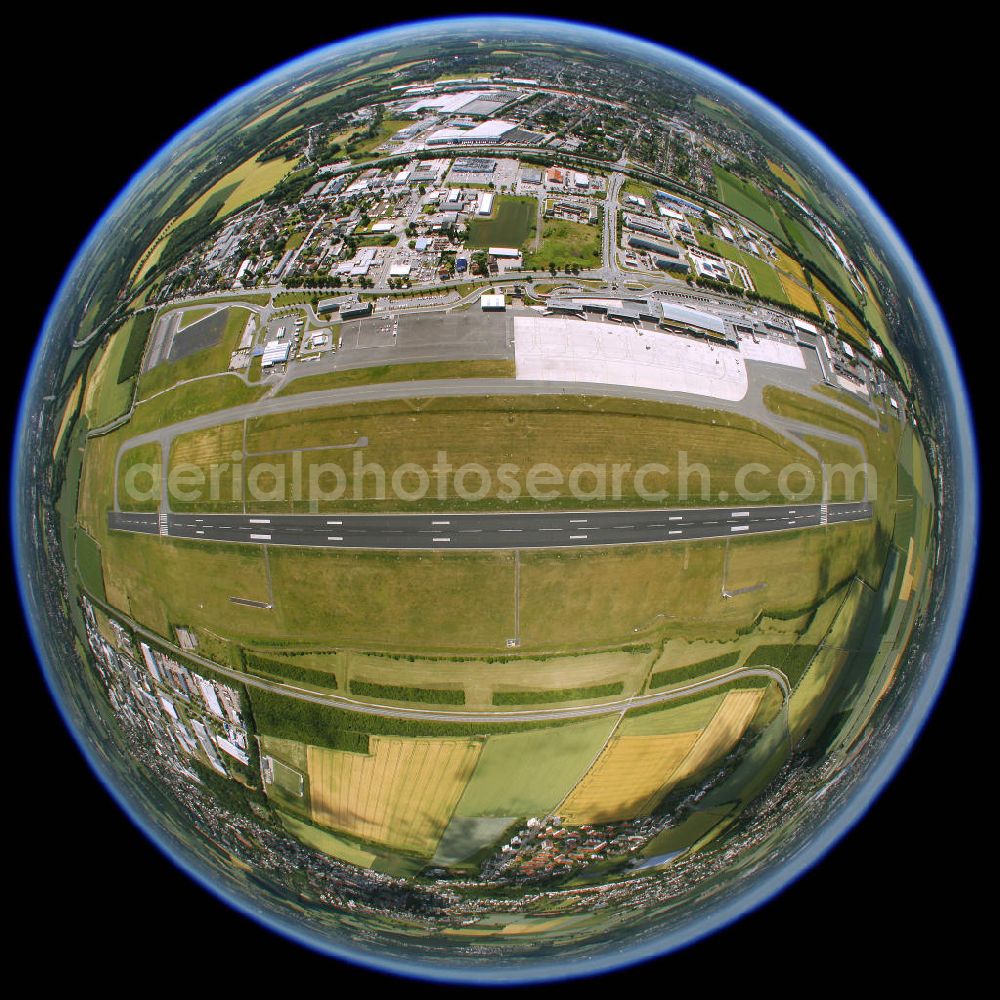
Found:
<box><xmin>455</xmin><ymin>716</ymin><xmax>618</xmax><ymax>817</ymax></box>
<box><xmin>276</xmin><ymin>359</ymin><xmax>514</xmax><ymax>396</ymax></box>
<box><xmin>523</xmin><ymin>218</ymin><xmax>602</xmax><ymax>270</ymax></box>
<box><xmin>162</xmin><ymin>394</ymin><xmax>826</xmax><ymax>513</ymax></box>
<box><xmin>137</xmin><ymin>307</ymin><xmax>251</xmax><ymax>400</ymax></box>
<box><xmin>117</xmin><ymin>443</ymin><xmax>161</xmax><ymax>512</ymax></box>
<box><xmin>696</xmin><ymin>232</ymin><xmax>787</xmax><ymax>302</ymax></box>
<box><xmin>712</xmin><ymin>167</ymin><xmax>786</xmax><ymax>241</ymax></box>
<box><xmin>83</xmin><ymin>322</ymin><xmax>139</xmax><ymax>427</ymax></box>
<box><xmin>465</xmin><ymin>196</ymin><xmax>537</xmax><ymax>249</ymax></box>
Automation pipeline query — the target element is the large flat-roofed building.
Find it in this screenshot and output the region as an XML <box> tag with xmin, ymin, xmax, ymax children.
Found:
<box><xmin>426</xmin><ymin>119</ymin><xmax>518</xmax><ymax>146</ymax></box>
<box><xmin>654</xmin><ymin>190</ymin><xmax>705</xmax><ymax>214</ymax></box>
<box><xmin>654</xmin><ymin>256</ymin><xmax>690</xmax><ymax>274</ymax></box>
<box><xmin>693</xmin><ymin>257</ymin><xmax>729</xmax><ymax>282</ymax></box>
<box><xmin>659</xmin><ymin>301</ymin><xmax>729</xmax><ymax>339</ymax></box>
<box><xmin>261</xmin><ymin>340</ymin><xmax>291</xmax><ymax>367</ymax></box>
<box><xmin>478</xmin><ymin>191</ymin><xmax>495</xmax><ymax>216</ymax></box>
<box><xmin>340</xmin><ymin>301</ymin><xmax>373</xmax><ymax>320</ymax></box>
<box><xmin>403</xmin><ymin>90</ymin><xmax>514</xmax><ymax>116</ymax></box>
<box><xmin>480</xmin><ymin>293</ymin><xmax>506</xmax><ymax>311</ymax></box>
<box><xmin>489</xmin><ymin>246</ymin><xmax>521</xmax><ymax>258</ymax></box>
<box><xmin>624</xmin><ymin>214</ymin><xmax>672</xmax><ymax>238</ymax></box>
<box><xmin>627</xmin><ymin>234</ymin><xmax>680</xmax><ymax>258</ymax></box>
<box><xmin>453</xmin><ymin>157</ymin><xmax>496</xmax><ymax>173</ymax></box>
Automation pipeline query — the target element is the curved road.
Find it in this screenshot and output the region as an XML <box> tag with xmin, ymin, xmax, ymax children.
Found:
<box><xmin>89</xmin><ymin>589</ymin><xmax>790</xmax><ymax>723</ymax></box>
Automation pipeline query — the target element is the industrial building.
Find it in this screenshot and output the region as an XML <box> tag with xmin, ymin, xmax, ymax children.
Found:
<box><xmin>403</xmin><ymin>90</ymin><xmax>515</xmax><ymax>116</ymax></box>
<box><xmin>654</xmin><ymin>257</ymin><xmax>689</xmax><ymax>274</ymax></box>
<box><xmin>624</xmin><ymin>215</ymin><xmax>672</xmax><ymax>238</ymax></box>
<box><xmin>693</xmin><ymin>257</ymin><xmax>729</xmax><ymax>282</ymax></box>
<box><xmin>261</xmin><ymin>340</ymin><xmax>291</xmax><ymax>368</ymax></box>
<box><xmin>426</xmin><ymin>119</ymin><xmax>518</xmax><ymax>146</ymax></box>
<box><xmin>654</xmin><ymin>190</ymin><xmax>705</xmax><ymax>215</ymax></box>
<box><xmin>481</xmin><ymin>293</ymin><xmax>506</xmax><ymax>311</ymax></box>
<box><xmin>478</xmin><ymin>192</ymin><xmax>495</xmax><ymax>216</ymax></box>
<box><xmin>340</xmin><ymin>301</ymin><xmax>373</xmax><ymax>320</ymax></box>
<box><xmin>453</xmin><ymin>157</ymin><xmax>497</xmax><ymax>173</ymax></box>
<box><xmin>626</xmin><ymin>235</ymin><xmax>681</xmax><ymax>258</ymax></box>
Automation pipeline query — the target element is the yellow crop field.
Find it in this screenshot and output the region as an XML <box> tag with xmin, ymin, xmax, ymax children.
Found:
<box><xmin>559</xmin><ymin>733</ymin><xmax>700</xmax><ymax>824</ymax></box>
<box><xmin>53</xmin><ymin>376</ymin><xmax>82</xmax><ymax>459</ymax></box>
<box><xmin>133</xmin><ymin>152</ymin><xmax>299</xmax><ymax>285</ymax></box>
<box><xmin>667</xmin><ymin>689</ymin><xmax>763</xmax><ymax>786</ymax></box>
<box><xmin>779</xmin><ymin>272</ymin><xmax>821</xmax><ymax>315</ymax></box>
<box><xmin>307</xmin><ymin>737</ymin><xmax>482</xmax><ymax>855</ymax></box>
<box><xmin>767</xmin><ymin>160</ymin><xmax>806</xmax><ymax>198</ymax></box>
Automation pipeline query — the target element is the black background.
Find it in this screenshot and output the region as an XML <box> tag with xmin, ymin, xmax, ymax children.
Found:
<box><xmin>9</xmin><ymin>8</ymin><xmax>981</xmax><ymax>990</ymax></box>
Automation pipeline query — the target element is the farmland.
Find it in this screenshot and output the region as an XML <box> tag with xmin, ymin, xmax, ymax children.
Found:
<box><xmin>559</xmin><ymin>733</ymin><xmax>699</xmax><ymax>824</ymax></box>
<box><xmin>306</xmin><ymin>737</ymin><xmax>482</xmax><ymax>854</ymax></box>
<box><xmin>455</xmin><ymin>717</ymin><xmax>618</xmax><ymax>818</ymax></box>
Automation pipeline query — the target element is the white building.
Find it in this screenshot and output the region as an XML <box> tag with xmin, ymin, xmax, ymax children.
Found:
<box><xmin>426</xmin><ymin>119</ymin><xmax>517</xmax><ymax>146</ymax></box>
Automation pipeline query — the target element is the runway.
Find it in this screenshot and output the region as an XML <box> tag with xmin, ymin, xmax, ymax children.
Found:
<box><xmin>108</xmin><ymin>500</ymin><xmax>871</xmax><ymax>549</ymax></box>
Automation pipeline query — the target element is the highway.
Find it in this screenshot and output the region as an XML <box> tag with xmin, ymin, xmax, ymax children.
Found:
<box><xmin>109</xmin><ymin>500</ymin><xmax>871</xmax><ymax>550</ymax></box>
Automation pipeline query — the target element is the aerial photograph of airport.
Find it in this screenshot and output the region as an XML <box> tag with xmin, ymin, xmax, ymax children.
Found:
<box><xmin>13</xmin><ymin>15</ymin><xmax>974</xmax><ymax>984</ymax></box>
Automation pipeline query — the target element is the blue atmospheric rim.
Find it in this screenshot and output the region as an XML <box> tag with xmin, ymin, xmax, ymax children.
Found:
<box><xmin>11</xmin><ymin>14</ymin><xmax>979</xmax><ymax>986</ymax></box>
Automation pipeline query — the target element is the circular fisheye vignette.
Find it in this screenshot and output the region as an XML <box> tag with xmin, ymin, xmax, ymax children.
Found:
<box><xmin>13</xmin><ymin>14</ymin><xmax>978</xmax><ymax>985</ymax></box>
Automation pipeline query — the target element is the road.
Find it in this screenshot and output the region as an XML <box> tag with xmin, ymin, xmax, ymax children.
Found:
<box><xmin>87</xmin><ymin>588</ymin><xmax>789</xmax><ymax>723</ymax></box>
<box><xmin>109</xmin><ymin>500</ymin><xmax>870</xmax><ymax>549</ymax></box>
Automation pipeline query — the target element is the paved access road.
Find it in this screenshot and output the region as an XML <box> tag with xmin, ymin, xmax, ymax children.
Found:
<box><xmin>109</xmin><ymin>500</ymin><xmax>870</xmax><ymax>550</ymax></box>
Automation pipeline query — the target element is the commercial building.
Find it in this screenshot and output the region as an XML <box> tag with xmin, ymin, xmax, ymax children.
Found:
<box><xmin>693</xmin><ymin>257</ymin><xmax>729</xmax><ymax>281</ymax></box>
<box><xmin>489</xmin><ymin>247</ymin><xmax>521</xmax><ymax>258</ymax></box>
<box><xmin>453</xmin><ymin>157</ymin><xmax>496</xmax><ymax>173</ymax></box>
<box><xmin>481</xmin><ymin>293</ymin><xmax>506</xmax><ymax>311</ymax></box>
<box><xmin>626</xmin><ymin>235</ymin><xmax>681</xmax><ymax>258</ymax></box>
<box><xmin>654</xmin><ymin>190</ymin><xmax>705</xmax><ymax>215</ymax></box>
<box><xmin>340</xmin><ymin>301</ymin><xmax>374</xmax><ymax>320</ymax></box>
<box><xmin>426</xmin><ymin>119</ymin><xmax>518</xmax><ymax>146</ymax></box>
<box><xmin>478</xmin><ymin>191</ymin><xmax>495</xmax><ymax>215</ymax></box>
<box><xmin>261</xmin><ymin>340</ymin><xmax>291</xmax><ymax>367</ymax></box>
<box><xmin>624</xmin><ymin>215</ymin><xmax>672</xmax><ymax>238</ymax></box>
<box><xmin>654</xmin><ymin>257</ymin><xmax>690</xmax><ymax>274</ymax></box>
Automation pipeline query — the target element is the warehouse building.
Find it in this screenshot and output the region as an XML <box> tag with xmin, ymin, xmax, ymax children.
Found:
<box><xmin>453</xmin><ymin>157</ymin><xmax>496</xmax><ymax>173</ymax></box>
<box><xmin>627</xmin><ymin>235</ymin><xmax>681</xmax><ymax>258</ymax></box>
<box><xmin>426</xmin><ymin>119</ymin><xmax>518</xmax><ymax>146</ymax></box>
<box><xmin>624</xmin><ymin>214</ymin><xmax>672</xmax><ymax>238</ymax></box>
<box><xmin>654</xmin><ymin>190</ymin><xmax>705</xmax><ymax>215</ymax></box>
